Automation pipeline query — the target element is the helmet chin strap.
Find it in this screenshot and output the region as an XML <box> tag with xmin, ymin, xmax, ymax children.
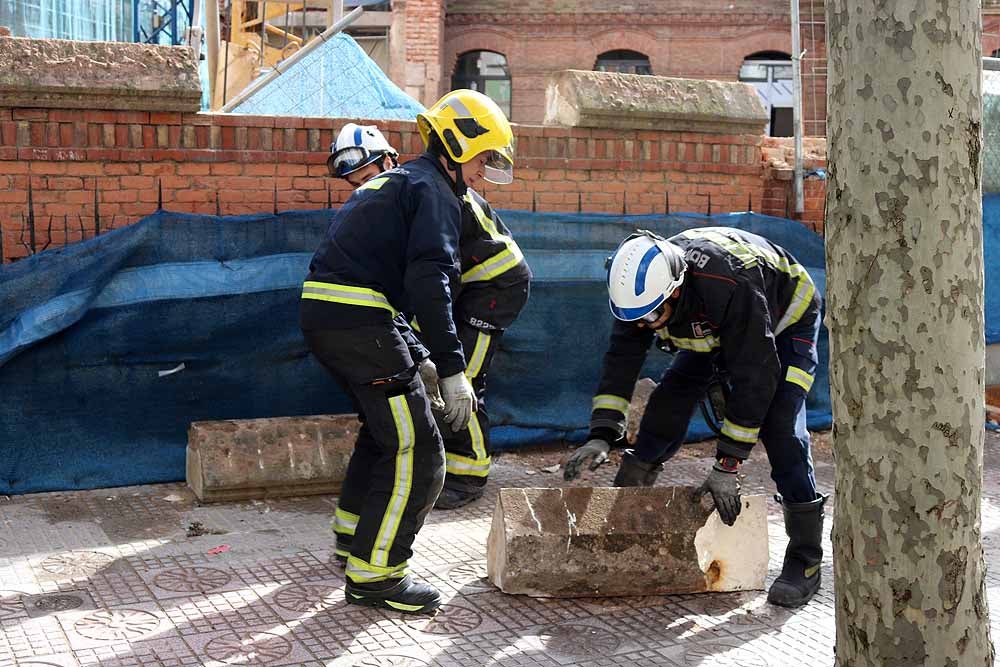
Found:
<box><xmin>448</xmin><ymin>159</ymin><xmax>465</xmax><ymax>197</ymax></box>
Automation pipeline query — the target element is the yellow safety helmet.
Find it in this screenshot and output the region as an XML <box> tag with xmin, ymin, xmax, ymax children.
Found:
<box><xmin>417</xmin><ymin>89</ymin><xmax>515</xmax><ymax>184</ymax></box>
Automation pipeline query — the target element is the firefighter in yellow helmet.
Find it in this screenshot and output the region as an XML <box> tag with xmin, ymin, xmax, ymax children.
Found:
<box><xmin>302</xmin><ymin>89</ymin><xmax>518</xmax><ymax>613</ymax></box>
<box><xmin>414</xmin><ymin>91</ymin><xmax>531</xmax><ymax>509</ymax></box>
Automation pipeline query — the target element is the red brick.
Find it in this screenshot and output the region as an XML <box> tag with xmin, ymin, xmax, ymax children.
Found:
<box><xmin>13</xmin><ymin>109</ymin><xmax>48</xmax><ymax>121</ymax></box>
<box><xmin>115</xmin><ymin>111</ymin><xmax>149</xmax><ymax>124</ymax></box>
<box><xmin>150</xmin><ymin>112</ymin><xmax>183</xmax><ymax>125</ymax></box>
<box><xmin>210</xmin><ymin>163</ymin><xmax>241</xmax><ymax>176</ymax></box>
<box><xmin>221</xmin><ymin>126</ymin><xmax>236</xmax><ymax>150</ymax></box>
<box><xmin>0</xmin><ymin>121</ymin><xmax>15</xmax><ymax>146</ymax></box>
<box><xmin>273</xmin><ymin>117</ymin><xmax>304</xmax><ymax>129</ymax></box>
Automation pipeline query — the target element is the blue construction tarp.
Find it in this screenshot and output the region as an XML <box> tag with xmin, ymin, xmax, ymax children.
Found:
<box><xmin>229</xmin><ymin>32</ymin><xmax>425</xmax><ymax>120</ymax></box>
<box><xmin>0</xmin><ymin>209</ymin><xmax>837</xmax><ymax>495</ymax></box>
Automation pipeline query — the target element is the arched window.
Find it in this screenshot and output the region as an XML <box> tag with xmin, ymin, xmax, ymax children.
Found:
<box><xmin>594</xmin><ymin>50</ymin><xmax>652</xmax><ymax>75</ymax></box>
<box><xmin>452</xmin><ymin>50</ymin><xmax>511</xmax><ymax>119</ymax></box>
<box><xmin>739</xmin><ymin>51</ymin><xmax>793</xmax><ymax>137</ymax></box>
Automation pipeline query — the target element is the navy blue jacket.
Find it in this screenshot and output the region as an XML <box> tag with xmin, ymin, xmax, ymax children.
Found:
<box><xmin>589</xmin><ymin>227</ymin><xmax>820</xmax><ymax>459</ymax></box>
<box><xmin>300</xmin><ymin>154</ymin><xmax>466</xmax><ymax>378</ymax></box>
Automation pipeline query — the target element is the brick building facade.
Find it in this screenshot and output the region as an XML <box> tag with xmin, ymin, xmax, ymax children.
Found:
<box><xmin>430</xmin><ymin>0</ymin><xmax>1000</xmax><ymax>136</ymax></box>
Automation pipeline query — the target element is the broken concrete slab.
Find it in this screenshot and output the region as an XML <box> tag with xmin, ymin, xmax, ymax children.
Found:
<box><xmin>186</xmin><ymin>414</ymin><xmax>359</xmax><ymax>502</ymax></box>
<box><xmin>0</xmin><ymin>36</ymin><xmax>201</xmax><ymax>111</ymax></box>
<box><xmin>544</xmin><ymin>69</ymin><xmax>768</xmax><ymax>134</ymax></box>
<box><xmin>487</xmin><ymin>486</ymin><xmax>768</xmax><ymax>597</ymax></box>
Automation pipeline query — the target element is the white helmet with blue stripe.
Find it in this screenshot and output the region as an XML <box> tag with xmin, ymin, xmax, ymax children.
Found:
<box><xmin>328</xmin><ymin>123</ymin><xmax>398</xmax><ymax>178</ymax></box>
<box><xmin>607</xmin><ymin>230</ymin><xmax>687</xmax><ymax>322</ymax></box>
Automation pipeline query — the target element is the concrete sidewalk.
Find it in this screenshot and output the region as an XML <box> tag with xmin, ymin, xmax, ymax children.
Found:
<box><xmin>1</xmin><ymin>432</ymin><xmax>998</xmax><ymax>667</ymax></box>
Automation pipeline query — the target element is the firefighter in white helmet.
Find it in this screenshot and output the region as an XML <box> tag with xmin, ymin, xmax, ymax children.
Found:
<box><xmin>563</xmin><ymin>227</ymin><xmax>826</xmax><ymax>609</ymax></box>
<box><xmin>327</xmin><ymin>123</ymin><xmax>400</xmax><ymax>187</ymax></box>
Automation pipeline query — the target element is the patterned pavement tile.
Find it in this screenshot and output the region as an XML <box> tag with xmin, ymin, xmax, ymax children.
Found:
<box><xmin>183</xmin><ymin>626</ymin><xmax>310</xmax><ymax>667</ymax></box>
<box><xmin>57</xmin><ymin>603</ymin><xmax>171</xmax><ymax>652</ymax></box>
<box><xmin>0</xmin><ymin>433</ymin><xmax>995</xmax><ymax>666</ymax></box>
<box><xmin>160</xmin><ymin>589</ymin><xmax>284</xmax><ymax>636</ymax></box>
<box><xmin>0</xmin><ymin>616</ymin><xmax>72</xmax><ymax>662</ymax></box>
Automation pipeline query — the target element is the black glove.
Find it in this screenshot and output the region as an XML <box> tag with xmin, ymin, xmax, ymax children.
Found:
<box><xmin>695</xmin><ymin>457</ymin><xmax>742</xmax><ymax>526</ymax></box>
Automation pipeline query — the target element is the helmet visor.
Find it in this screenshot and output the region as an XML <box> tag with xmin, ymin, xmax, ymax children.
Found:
<box><xmin>330</xmin><ymin>146</ymin><xmax>372</xmax><ymax>177</ymax></box>
<box><xmin>483</xmin><ymin>147</ymin><xmax>513</xmax><ymax>185</ymax></box>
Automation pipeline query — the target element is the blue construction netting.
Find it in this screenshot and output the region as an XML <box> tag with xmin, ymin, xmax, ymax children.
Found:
<box><xmin>229</xmin><ymin>32</ymin><xmax>425</xmax><ymax>120</ymax></box>
<box><xmin>0</xmin><ymin>208</ymin><xmax>838</xmax><ymax>495</ymax></box>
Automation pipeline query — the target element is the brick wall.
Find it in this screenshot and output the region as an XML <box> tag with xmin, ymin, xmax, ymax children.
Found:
<box><xmin>404</xmin><ymin>0</ymin><xmax>447</xmax><ymax>105</ymax></box>
<box><xmin>444</xmin><ymin>12</ymin><xmax>791</xmax><ymax>125</ymax></box>
<box><xmin>442</xmin><ymin>1</ymin><xmax>998</xmax><ymax>134</ymax></box>
<box><xmin>0</xmin><ymin>107</ymin><xmax>821</xmax><ymax>263</ymax></box>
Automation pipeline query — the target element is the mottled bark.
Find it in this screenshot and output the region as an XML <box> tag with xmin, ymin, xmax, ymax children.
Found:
<box><xmin>826</xmin><ymin>1</ymin><xmax>994</xmax><ymax>665</ymax></box>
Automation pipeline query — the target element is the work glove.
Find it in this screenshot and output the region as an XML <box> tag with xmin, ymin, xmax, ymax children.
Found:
<box><xmin>563</xmin><ymin>439</ymin><xmax>611</xmax><ymax>481</ymax></box>
<box><xmin>438</xmin><ymin>372</ymin><xmax>477</xmax><ymax>433</ymax></box>
<box><xmin>694</xmin><ymin>458</ymin><xmax>742</xmax><ymax>526</ymax></box>
<box><xmin>417</xmin><ymin>359</ymin><xmax>445</xmax><ymax>412</ymax></box>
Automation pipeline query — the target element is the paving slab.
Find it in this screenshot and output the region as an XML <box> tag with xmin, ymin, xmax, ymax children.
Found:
<box><xmin>0</xmin><ymin>431</ymin><xmax>997</xmax><ymax>667</ymax></box>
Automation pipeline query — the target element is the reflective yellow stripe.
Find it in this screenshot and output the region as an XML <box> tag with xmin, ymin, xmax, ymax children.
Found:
<box><xmin>592</xmin><ymin>394</ymin><xmax>630</xmax><ymax>415</ymax></box>
<box><xmin>301</xmin><ymin>281</ymin><xmax>399</xmax><ymax>316</ymax></box>
<box><xmin>465</xmin><ymin>331</ymin><xmax>491</xmax><ymax>379</ymax></box>
<box><xmin>385</xmin><ymin>599</ymin><xmax>425</xmax><ymax>611</ymax></box>
<box><xmin>722</xmin><ymin>418</ymin><xmax>759</xmax><ymax>444</ymax></box>
<box><xmin>462</xmin><ymin>245</ymin><xmax>525</xmax><ymax>283</ymax></box>
<box><xmin>461</xmin><ymin>194</ymin><xmax>524</xmax><ymax>283</ymax></box>
<box><xmin>371</xmin><ymin>395</ymin><xmax>414</xmax><ymax>568</ymax></box>
<box><xmin>774</xmin><ymin>266</ymin><xmax>815</xmax><ymax>334</ymax></box>
<box><xmin>410</xmin><ymin>317</ymin><xmax>421</xmax><ymax>333</ymax></box>
<box><xmin>445</xmin><ymin>451</ymin><xmax>491</xmax><ymax>477</ymax></box>
<box><xmin>357</xmin><ymin>176</ymin><xmax>388</xmax><ymax>191</ymax></box>
<box><xmin>468</xmin><ymin>412</ymin><xmax>488</xmax><ymax>462</ymax></box>
<box><xmin>332</xmin><ymin>507</ymin><xmax>359</xmax><ymax>536</ymax></box>
<box><xmin>680</xmin><ymin>229</ymin><xmax>758</xmax><ymax>268</ymax></box>
<box><xmin>679</xmin><ymin>229</ymin><xmax>815</xmax><ymax>334</ymax></box>
<box><xmin>668</xmin><ymin>334</ymin><xmax>721</xmax><ymax>352</ymax></box>
<box><xmin>786</xmin><ymin>365</ymin><xmax>815</xmax><ymax>392</ymax></box>
<box><xmin>346</xmin><ymin>555</ymin><xmax>408</xmax><ymax>583</ymax></box>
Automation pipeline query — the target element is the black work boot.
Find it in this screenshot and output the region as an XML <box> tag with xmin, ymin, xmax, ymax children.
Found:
<box><xmin>767</xmin><ymin>494</ymin><xmax>827</xmax><ymax>608</ymax></box>
<box><xmin>613</xmin><ymin>450</ymin><xmax>664</xmax><ymax>487</ymax></box>
<box><xmin>345</xmin><ymin>575</ymin><xmax>441</xmax><ymax>614</ymax></box>
<box><xmin>434</xmin><ymin>485</ymin><xmax>484</xmax><ymax>510</ymax></box>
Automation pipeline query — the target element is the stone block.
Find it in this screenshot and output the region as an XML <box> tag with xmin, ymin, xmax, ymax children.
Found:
<box><xmin>0</xmin><ymin>37</ymin><xmax>201</xmax><ymax>111</ymax></box>
<box><xmin>186</xmin><ymin>414</ymin><xmax>359</xmax><ymax>502</ymax></box>
<box><xmin>487</xmin><ymin>486</ymin><xmax>768</xmax><ymax>597</ymax></box>
<box><xmin>544</xmin><ymin>69</ymin><xmax>768</xmax><ymax>134</ymax></box>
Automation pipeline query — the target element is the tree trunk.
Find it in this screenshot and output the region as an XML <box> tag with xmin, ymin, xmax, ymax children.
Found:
<box><xmin>825</xmin><ymin>1</ymin><xmax>994</xmax><ymax>665</ymax></box>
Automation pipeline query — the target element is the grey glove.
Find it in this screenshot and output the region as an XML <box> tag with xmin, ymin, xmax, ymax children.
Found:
<box><xmin>438</xmin><ymin>372</ymin><xmax>477</xmax><ymax>433</ymax></box>
<box><xmin>563</xmin><ymin>439</ymin><xmax>611</xmax><ymax>481</ymax></box>
<box><xmin>418</xmin><ymin>359</ymin><xmax>445</xmax><ymax>412</ymax></box>
<box><xmin>695</xmin><ymin>459</ymin><xmax>742</xmax><ymax>526</ymax></box>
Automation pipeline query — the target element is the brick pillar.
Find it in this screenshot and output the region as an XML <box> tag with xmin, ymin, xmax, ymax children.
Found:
<box><xmin>403</xmin><ymin>0</ymin><xmax>445</xmax><ymax>107</ymax></box>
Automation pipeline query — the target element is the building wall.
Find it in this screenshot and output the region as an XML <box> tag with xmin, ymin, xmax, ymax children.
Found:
<box><xmin>441</xmin><ymin>0</ymin><xmax>1000</xmax><ymax>136</ymax></box>
<box><xmin>444</xmin><ymin>4</ymin><xmax>791</xmax><ymax>125</ymax></box>
<box><xmin>0</xmin><ymin>106</ymin><xmax>826</xmax><ymax>264</ymax></box>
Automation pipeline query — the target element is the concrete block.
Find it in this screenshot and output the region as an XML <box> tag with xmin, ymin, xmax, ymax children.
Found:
<box><xmin>544</xmin><ymin>69</ymin><xmax>768</xmax><ymax>134</ymax></box>
<box><xmin>487</xmin><ymin>486</ymin><xmax>768</xmax><ymax>598</ymax></box>
<box><xmin>186</xmin><ymin>414</ymin><xmax>359</xmax><ymax>503</ymax></box>
<box><xmin>0</xmin><ymin>37</ymin><xmax>201</xmax><ymax>111</ymax></box>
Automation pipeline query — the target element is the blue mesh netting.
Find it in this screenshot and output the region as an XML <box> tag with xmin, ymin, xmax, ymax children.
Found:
<box><xmin>230</xmin><ymin>32</ymin><xmax>425</xmax><ymax>120</ymax></box>
<box><xmin>0</xmin><ymin>209</ymin><xmax>839</xmax><ymax>495</ymax></box>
